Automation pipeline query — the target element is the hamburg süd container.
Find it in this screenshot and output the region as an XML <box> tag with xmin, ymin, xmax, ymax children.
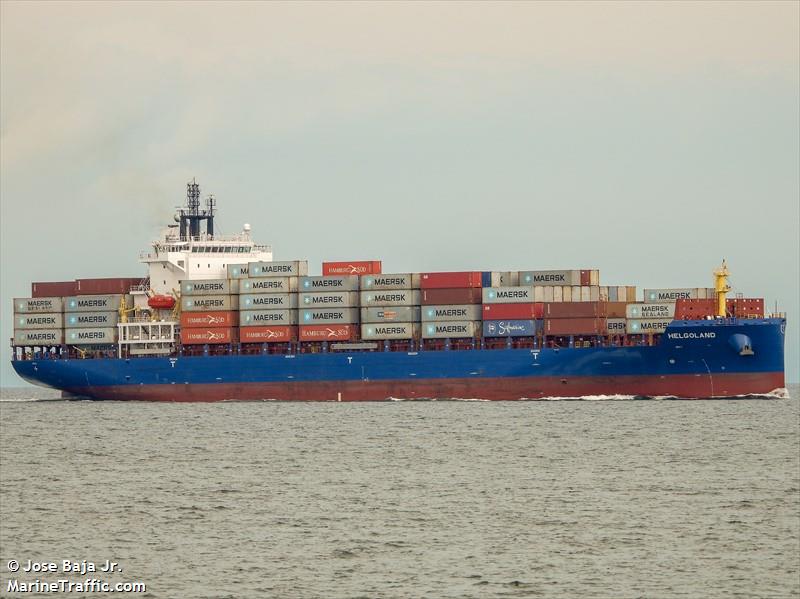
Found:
<box><xmin>300</xmin><ymin>275</ymin><xmax>360</xmax><ymax>292</ymax></box>
<box><xmin>239</xmin><ymin>293</ymin><xmax>297</xmax><ymax>310</ymax></box>
<box><xmin>606</xmin><ymin>318</ymin><xmax>627</xmax><ymax>334</ymax></box>
<box><xmin>420</xmin><ymin>288</ymin><xmax>482</xmax><ymax>305</ymax></box>
<box><xmin>75</xmin><ymin>277</ymin><xmax>142</xmax><ymax>295</ymax></box>
<box><xmin>181</xmin><ymin>279</ymin><xmax>239</xmax><ymax>296</ymax></box>
<box><xmin>180</xmin><ymin>327</ymin><xmax>236</xmax><ymax>345</ymax></box>
<box><xmin>65</xmin><ymin>327</ymin><xmax>119</xmax><ymax>345</ymax></box>
<box><xmin>422</xmin><ymin>304</ymin><xmax>482</xmax><ymax>322</ymax></box>
<box><xmin>32</xmin><ymin>281</ymin><xmax>77</xmax><ymax>298</ymax></box>
<box><xmin>301</xmin><ymin>291</ymin><xmax>360</xmax><ymax>308</ymax></box>
<box><xmin>182</xmin><ymin>295</ymin><xmax>240</xmax><ymax>312</ymax></box>
<box><xmin>300</xmin><ymin>308</ymin><xmax>359</xmax><ymax>325</ymax></box>
<box><xmin>481</xmin><ymin>286</ymin><xmax>535</xmax><ymax>304</ymax></box>
<box><xmin>239</xmin><ymin>277</ymin><xmax>298</xmax><ymax>293</ymax></box>
<box><xmin>65</xmin><ymin>311</ymin><xmax>120</xmax><ymax>328</ymax></box>
<box><xmin>482</xmin><ymin>319</ymin><xmax>537</xmax><ymax>337</ymax></box>
<box><xmin>422</xmin><ymin>321</ymin><xmax>479</xmax><ymax>339</ymax></box>
<box><xmin>15</xmin><ymin>313</ymin><xmax>64</xmax><ymax>330</ymax></box>
<box><xmin>361</xmin><ymin>273</ymin><xmax>421</xmax><ymax>290</ymax></box>
<box><xmin>361</xmin><ymin>323</ymin><xmax>420</xmax><ymax>340</ymax></box>
<box><xmin>482</xmin><ymin>303</ymin><xmax>543</xmax><ymax>320</ymax></box>
<box><xmin>299</xmin><ymin>324</ymin><xmax>358</xmax><ymax>341</ymax></box>
<box><xmin>543</xmin><ymin>318</ymin><xmax>606</xmax><ymax>335</ymax></box>
<box><xmin>626</xmin><ymin>319</ymin><xmax>671</xmax><ymax>334</ymax></box>
<box><xmin>180</xmin><ymin>311</ymin><xmax>239</xmax><ymax>328</ymax></box>
<box><xmin>322</xmin><ymin>261</ymin><xmax>382</xmax><ymax>276</ymax></box>
<box><xmin>249</xmin><ymin>261</ymin><xmax>309</xmax><ymax>278</ymax></box>
<box><xmin>361</xmin><ymin>307</ymin><xmax>421</xmax><ymax>323</ymax></box>
<box><xmin>420</xmin><ymin>272</ymin><xmax>482</xmax><ymax>289</ymax></box>
<box><xmin>13</xmin><ymin>329</ymin><xmax>65</xmax><ymax>346</ymax></box>
<box><xmin>360</xmin><ymin>290</ymin><xmax>421</xmax><ymax>307</ymax></box>
<box><xmin>626</xmin><ymin>303</ymin><xmax>676</xmax><ymax>319</ymax></box>
<box><xmin>14</xmin><ymin>297</ymin><xmax>64</xmax><ymax>314</ymax></box>
<box><xmin>519</xmin><ymin>270</ymin><xmax>581</xmax><ymax>286</ymax></box>
<box><xmin>65</xmin><ymin>295</ymin><xmax>132</xmax><ymax>313</ymax></box>
<box><xmin>240</xmin><ymin>309</ymin><xmax>298</xmax><ymax>326</ymax></box>
<box><xmin>240</xmin><ymin>326</ymin><xmax>297</xmax><ymax>343</ymax></box>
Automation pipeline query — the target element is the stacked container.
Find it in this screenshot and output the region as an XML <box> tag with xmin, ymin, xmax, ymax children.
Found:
<box><xmin>323</xmin><ymin>261</ymin><xmax>381</xmax><ymax>276</ymax></box>
<box><xmin>481</xmin><ymin>285</ymin><xmax>539</xmax><ymax>339</ymax></box>
<box><xmin>64</xmin><ymin>294</ymin><xmax>130</xmax><ymax>345</ymax></box>
<box><xmin>542</xmin><ymin>301</ymin><xmax>606</xmax><ymax>335</ymax></box>
<box><xmin>236</xmin><ymin>261</ymin><xmax>307</xmax><ymax>343</ymax></box>
<box><xmin>420</xmin><ymin>272</ymin><xmax>482</xmax><ymax>340</ymax></box>
<box><xmin>299</xmin><ymin>274</ymin><xmax>360</xmax><ymax>341</ymax></box>
<box><xmin>13</xmin><ymin>297</ymin><xmax>65</xmax><ymax>346</ymax></box>
<box><xmin>180</xmin><ymin>278</ymin><xmax>239</xmax><ymax>345</ymax></box>
<box><xmin>625</xmin><ymin>301</ymin><xmax>674</xmax><ymax>335</ymax></box>
<box><xmin>361</xmin><ymin>274</ymin><xmax>421</xmax><ymax>341</ymax></box>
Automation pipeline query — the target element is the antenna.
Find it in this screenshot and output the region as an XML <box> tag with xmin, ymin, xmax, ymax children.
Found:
<box><xmin>178</xmin><ymin>179</ymin><xmax>216</xmax><ymax>240</ymax></box>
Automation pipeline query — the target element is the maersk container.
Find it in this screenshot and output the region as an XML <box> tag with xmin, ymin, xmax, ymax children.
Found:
<box><xmin>300</xmin><ymin>324</ymin><xmax>358</xmax><ymax>342</ymax></box>
<box><xmin>65</xmin><ymin>327</ymin><xmax>118</xmax><ymax>345</ymax></box>
<box><xmin>239</xmin><ymin>293</ymin><xmax>297</xmax><ymax>310</ymax></box>
<box><xmin>361</xmin><ymin>273</ymin><xmax>421</xmax><ymax>290</ymax></box>
<box><xmin>606</xmin><ymin>318</ymin><xmax>627</xmax><ymax>335</ymax></box>
<box><xmin>519</xmin><ymin>270</ymin><xmax>581</xmax><ymax>286</ymax></box>
<box><xmin>179</xmin><ymin>311</ymin><xmax>239</xmax><ymax>328</ymax></box>
<box><xmin>361</xmin><ymin>306</ymin><xmax>421</xmax><ymax>323</ymax></box>
<box><xmin>32</xmin><ymin>281</ymin><xmax>77</xmax><ymax>298</ymax></box>
<box><xmin>361</xmin><ymin>323</ymin><xmax>419</xmax><ymax>340</ymax></box>
<box><xmin>422</xmin><ymin>304</ymin><xmax>482</xmax><ymax>322</ymax></box>
<box><xmin>360</xmin><ymin>290</ymin><xmax>421</xmax><ymax>307</ymax></box>
<box><xmin>482</xmin><ymin>319</ymin><xmax>537</xmax><ymax>337</ymax></box>
<box><xmin>544</xmin><ymin>318</ymin><xmax>606</xmax><ymax>335</ymax></box>
<box><xmin>423</xmin><ymin>320</ymin><xmax>479</xmax><ymax>339</ymax></box>
<box><xmin>14</xmin><ymin>297</ymin><xmax>64</xmax><ymax>314</ymax></box>
<box><xmin>240</xmin><ymin>277</ymin><xmax>298</xmax><ymax>294</ymax></box>
<box><xmin>420</xmin><ymin>288</ymin><xmax>482</xmax><ymax>305</ymax></box>
<box><xmin>626</xmin><ymin>319</ymin><xmax>671</xmax><ymax>334</ymax></box>
<box><xmin>300</xmin><ymin>308</ymin><xmax>359</xmax><ymax>325</ymax></box>
<box><xmin>643</xmin><ymin>288</ymin><xmax>704</xmax><ymax>302</ymax></box>
<box><xmin>182</xmin><ymin>295</ymin><xmax>240</xmax><ymax>312</ymax></box>
<box><xmin>300</xmin><ymin>275</ymin><xmax>360</xmax><ymax>292</ymax></box>
<box><xmin>240</xmin><ymin>326</ymin><xmax>297</xmax><ymax>343</ymax></box>
<box><xmin>482</xmin><ymin>286</ymin><xmax>535</xmax><ymax>304</ymax></box>
<box><xmin>626</xmin><ymin>303</ymin><xmax>676</xmax><ymax>319</ymax></box>
<box><xmin>181</xmin><ymin>279</ymin><xmax>239</xmax><ymax>296</ymax></box>
<box><xmin>65</xmin><ymin>295</ymin><xmax>132</xmax><ymax>313</ymax></box>
<box><xmin>180</xmin><ymin>327</ymin><xmax>235</xmax><ymax>345</ymax></box>
<box><xmin>301</xmin><ymin>291</ymin><xmax>360</xmax><ymax>308</ymax></box>
<box><xmin>482</xmin><ymin>303</ymin><xmax>543</xmax><ymax>320</ymax></box>
<box><xmin>65</xmin><ymin>311</ymin><xmax>120</xmax><ymax>328</ymax></box>
<box><xmin>322</xmin><ymin>261</ymin><xmax>381</xmax><ymax>276</ymax></box>
<box><xmin>13</xmin><ymin>329</ymin><xmax>64</xmax><ymax>346</ymax></box>
<box><xmin>420</xmin><ymin>272</ymin><xmax>482</xmax><ymax>289</ymax></box>
<box><xmin>250</xmin><ymin>260</ymin><xmax>309</xmax><ymax>278</ymax></box>
<box><xmin>15</xmin><ymin>313</ymin><xmax>64</xmax><ymax>330</ymax></box>
<box><xmin>227</xmin><ymin>264</ymin><xmax>251</xmax><ymax>279</ymax></box>
<box><xmin>240</xmin><ymin>309</ymin><xmax>298</xmax><ymax>326</ymax></box>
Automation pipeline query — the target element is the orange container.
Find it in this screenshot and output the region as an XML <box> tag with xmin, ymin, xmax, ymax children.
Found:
<box><xmin>299</xmin><ymin>324</ymin><xmax>358</xmax><ymax>341</ymax></box>
<box><xmin>180</xmin><ymin>327</ymin><xmax>235</xmax><ymax>345</ymax></box>
<box><xmin>240</xmin><ymin>326</ymin><xmax>296</xmax><ymax>343</ymax></box>
<box><xmin>322</xmin><ymin>261</ymin><xmax>382</xmax><ymax>276</ymax></box>
<box><xmin>180</xmin><ymin>311</ymin><xmax>239</xmax><ymax>328</ymax></box>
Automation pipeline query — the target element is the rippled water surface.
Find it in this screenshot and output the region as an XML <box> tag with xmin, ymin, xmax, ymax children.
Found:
<box><xmin>1</xmin><ymin>387</ymin><xmax>798</xmax><ymax>598</ymax></box>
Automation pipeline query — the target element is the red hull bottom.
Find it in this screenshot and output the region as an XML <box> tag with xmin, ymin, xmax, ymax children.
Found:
<box><xmin>63</xmin><ymin>372</ymin><xmax>786</xmax><ymax>402</ymax></box>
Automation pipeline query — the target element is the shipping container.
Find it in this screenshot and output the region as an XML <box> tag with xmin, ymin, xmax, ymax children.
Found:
<box><xmin>181</xmin><ymin>279</ymin><xmax>239</xmax><ymax>296</ymax></box>
<box><xmin>65</xmin><ymin>311</ymin><xmax>120</xmax><ymax>328</ymax></box>
<box><xmin>65</xmin><ymin>327</ymin><xmax>118</xmax><ymax>345</ymax></box>
<box><xmin>181</xmin><ymin>295</ymin><xmax>240</xmax><ymax>312</ymax></box>
<box><xmin>239</xmin><ymin>277</ymin><xmax>298</xmax><ymax>294</ymax></box>
<box><xmin>13</xmin><ymin>329</ymin><xmax>64</xmax><ymax>346</ymax></box>
<box><xmin>626</xmin><ymin>286</ymin><xmax>637</xmax><ymax>302</ymax></box>
<box><xmin>15</xmin><ymin>313</ymin><xmax>64</xmax><ymax>330</ymax></box>
<box><xmin>249</xmin><ymin>260</ymin><xmax>308</xmax><ymax>278</ymax></box>
<box><xmin>32</xmin><ymin>281</ymin><xmax>77</xmax><ymax>298</ymax></box>
<box><xmin>420</xmin><ymin>288</ymin><xmax>482</xmax><ymax>305</ymax></box>
<box><xmin>420</xmin><ymin>272</ymin><xmax>482</xmax><ymax>289</ymax></box>
<box><xmin>482</xmin><ymin>303</ymin><xmax>544</xmax><ymax>320</ymax></box>
<box><xmin>423</xmin><ymin>320</ymin><xmax>480</xmax><ymax>339</ymax></box>
<box><xmin>544</xmin><ymin>302</ymin><xmax>604</xmax><ymax>318</ymax></box>
<box><xmin>299</xmin><ymin>324</ymin><xmax>358</xmax><ymax>342</ymax></box>
<box><xmin>481</xmin><ymin>286</ymin><xmax>535</xmax><ymax>304</ymax></box>
<box><xmin>608</xmin><ymin>287</ymin><xmax>618</xmax><ymax>302</ymax></box>
<box><xmin>543</xmin><ymin>287</ymin><xmax>555</xmax><ymax>302</ymax></box>
<box><xmin>301</xmin><ymin>291</ymin><xmax>360</xmax><ymax>308</ymax></box>
<box><xmin>180</xmin><ymin>311</ymin><xmax>239</xmax><ymax>328</ymax></box>
<box><xmin>361</xmin><ymin>273</ymin><xmax>421</xmax><ymax>290</ymax></box>
<box><xmin>240</xmin><ymin>326</ymin><xmax>297</xmax><ymax>343</ymax></box>
<box><xmin>481</xmin><ymin>272</ymin><xmax>520</xmax><ymax>288</ymax></box>
<box><xmin>519</xmin><ymin>270</ymin><xmax>581</xmax><ymax>286</ymax></box>
<box><xmin>604</xmin><ymin>302</ymin><xmax>629</xmax><ymax>318</ymax></box>
<box><xmin>299</xmin><ymin>275</ymin><xmax>360</xmax><ymax>292</ymax></box>
<box><xmin>361</xmin><ymin>306</ymin><xmax>421</xmax><ymax>323</ymax></box>
<box><xmin>562</xmin><ymin>286</ymin><xmax>572</xmax><ymax>302</ymax></box>
<box><xmin>553</xmin><ymin>286</ymin><xmax>563</xmax><ymax>303</ymax></box>
<box><xmin>14</xmin><ymin>297</ymin><xmax>64</xmax><ymax>314</ymax></box>
<box><xmin>65</xmin><ymin>295</ymin><xmax>131</xmax><ymax>313</ymax></box>
<box><xmin>422</xmin><ymin>304</ymin><xmax>483</xmax><ymax>322</ymax></box>
<box><xmin>606</xmin><ymin>318</ymin><xmax>627</xmax><ymax>335</ymax></box>
<box><xmin>239</xmin><ymin>309</ymin><xmax>298</xmax><ymax>326</ymax></box>
<box><xmin>626</xmin><ymin>303</ymin><xmax>676</xmax><ymax>319</ymax></box>
<box><xmin>300</xmin><ymin>308</ymin><xmax>359</xmax><ymax>325</ymax></box>
<box><xmin>239</xmin><ymin>293</ymin><xmax>297</xmax><ymax>310</ymax></box>
<box><xmin>482</xmin><ymin>319</ymin><xmax>537</xmax><ymax>337</ymax></box>
<box><xmin>626</xmin><ymin>319</ymin><xmax>671</xmax><ymax>334</ymax></box>
<box><xmin>322</xmin><ymin>261</ymin><xmax>381</xmax><ymax>276</ymax></box>
<box><xmin>226</xmin><ymin>264</ymin><xmax>251</xmax><ymax>279</ymax></box>
<box><xmin>360</xmin><ymin>289</ymin><xmax>421</xmax><ymax>307</ymax></box>
<box><xmin>643</xmin><ymin>288</ymin><xmax>705</xmax><ymax>302</ymax></box>
<box><xmin>361</xmin><ymin>323</ymin><xmax>420</xmax><ymax>340</ymax></box>
<box><xmin>180</xmin><ymin>327</ymin><xmax>236</xmax><ymax>345</ymax></box>
<box><xmin>544</xmin><ymin>318</ymin><xmax>606</xmax><ymax>335</ymax></box>
<box><xmin>599</xmin><ymin>286</ymin><xmax>609</xmax><ymax>302</ymax></box>
<box><xmin>75</xmin><ymin>277</ymin><xmax>143</xmax><ymax>295</ymax></box>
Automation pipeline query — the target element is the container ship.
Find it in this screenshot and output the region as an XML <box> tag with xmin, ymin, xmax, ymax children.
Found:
<box><xmin>10</xmin><ymin>181</ymin><xmax>787</xmax><ymax>401</ymax></box>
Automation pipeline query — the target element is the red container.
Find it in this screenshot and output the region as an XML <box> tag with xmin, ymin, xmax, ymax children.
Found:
<box><xmin>421</xmin><ymin>288</ymin><xmax>482</xmax><ymax>305</ymax></box>
<box><xmin>675</xmin><ymin>299</ymin><xmax>716</xmax><ymax>320</ymax></box>
<box><xmin>544</xmin><ymin>301</ymin><xmax>604</xmax><ymax>318</ymax></box>
<box><xmin>180</xmin><ymin>311</ymin><xmax>239</xmax><ymax>328</ymax></box>
<box><xmin>32</xmin><ymin>281</ymin><xmax>77</xmax><ymax>298</ymax></box>
<box><xmin>482</xmin><ymin>303</ymin><xmax>544</xmax><ymax>320</ymax></box>
<box><xmin>299</xmin><ymin>324</ymin><xmax>358</xmax><ymax>341</ymax></box>
<box><xmin>580</xmin><ymin>270</ymin><xmax>591</xmax><ymax>286</ymax></box>
<box><xmin>420</xmin><ymin>272</ymin><xmax>483</xmax><ymax>289</ymax></box>
<box><xmin>604</xmin><ymin>302</ymin><xmax>629</xmax><ymax>318</ymax></box>
<box><xmin>75</xmin><ymin>277</ymin><xmax>144</xmax><ymax>295</ymax></box>
<box><xmin>240</xmin><ymin>326</ymin><xmax>297</xmax><ymax>343</ymax></box>
<box><xmin>180</xmin><ymin>327</ymin><xmax>235</xmax><ymax>345</ymax></box>
<box><xmin>727</xmin><ymin>298</ymin><xmax>764</xmax><ymax>318</ymax></box>
<box><xmin>544</xmin><ymin>318</ymin><xmax>606</xmax><ymax>335</ymax></box>
<box><xmin>323</xmin><ymin>261</ymin><xmax>382</xmax><ymax>276</ymax></box>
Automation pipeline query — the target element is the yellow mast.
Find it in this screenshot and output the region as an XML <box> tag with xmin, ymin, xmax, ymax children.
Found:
<box><xmin>713</xmin><ymin>260</ymin><xmax>731</xmax><ymax>317</ymax></box>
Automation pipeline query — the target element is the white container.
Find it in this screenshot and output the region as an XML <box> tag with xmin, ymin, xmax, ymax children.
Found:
<box><xmin>181</xmin><ymin>279</ymin><xmax>238</xmax><ymax>296</ymax></box>
<box><xmin>299</xmin><ymin>275</ymin><xmax>360</xmax><ymax>292</ymax></box>
<box><xmin>239</xmin><ymin>293</ymin><xmax>297</xmax><ymax>310</ymax></box>
<box><xmin>14</xmin><ymin>329</ymin><xmax>64</xmax><ymax>345</ymax></box>
<box><xmin>65</xmin><ymin>311</ymin><xmax>119</xmax><ymax>328</ymax></box>
<box><xmin>643</xmin><ymin>288</ymin><xmax>702</xmax><ymax>302</ymax></box>
<box><xmin>240</xmin><ymin>277</ymin><xmax>298</xmax><ymax>294</ymax></box>
<box><xmin>300</xmin><ymin>308</ymin><xmax>359</xmax><ymax>325</ymax></box>
<box><xmin>361</xmin><ymin>307</ymin><xmax>421</xmax><ymax>323</ymax></box>
<box><xmin>65</xmin><ymin>327</ymin><xmax>119</xmax><ymax>344</ymax></box>
<box><xmin>240</xmin><ymin>309</ymin><xmax>298</xmax><ymax>326</ymax></box>
<box><xmin>360</xmin><ymin>289</ymin><xmax>421</xmax><ymax>307</ymax></box>
<box><xmin>519</xmin><ymin>270</ymin><xmax>581</xmax><ymax>286</ymax></box>
<box><xmin>626</xmin><ymin>319</ymin><xmax>672</xmax><ymax>334</ymax></box>
<box><xmin>422</xmin><ymin>320</ymin><xmax>479</xmax><ymax>339</ymax></box>
<box><xmin>361</xmin><ymin>274</ymin><xmax>421</xmax><ymax>290</ymax></box>
<box><xmin>181</xmin><ymin>295</ymin><xmax>240</xmax><ymax>311</ymax></box>
<box><xmin>15</xmin><ymin>313</ymin><xmax>64</xmax><ymax>330</ymax></box>
<box><xmin>421</xmin><ymin>304</ymin><xmax>482</xmax><ymax>322</ymax></box>
<box><xmin>606</xmin><ymin>318</ymin><xmax>627</xmax><ymax>334</ymax></box>
<box><xmin>361</xmin><ymin>322</ymin><xmax>419</xmax><ymax>340</ymax></box>
<box><xmin>301</xmin><ymin>291</ymin><xmax>360</xmax><ymax>308</ymax></box>
<box><xmin>13</xmin><ymin>297</ymin><xmax>64</xmax><ymax>314</ymax></box>
<box><xmin>626</xmin><ymin>303</ymin><xmax>676</xmax><ymax>319</ymax></box>
<box><xmin>249</xmin><ymin>260</ymin><xmax>308</xmax><ymax>278</ymax></box>
<box><xmin>65</xmin><ymin>295</ymin><xmax>131</xmax><ymax>313</ymax></box>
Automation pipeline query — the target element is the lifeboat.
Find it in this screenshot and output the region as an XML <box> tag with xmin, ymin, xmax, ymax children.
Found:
<box><xmin>147</xmin><ymin>295</ymin><xmax>176</xmax><ymax>309</ymax></box>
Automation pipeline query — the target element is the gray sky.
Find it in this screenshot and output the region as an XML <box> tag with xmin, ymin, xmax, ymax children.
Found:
<box><xmin>2</xmin><ymin>1</ymin><xmax>798</xmax><ymax>385</ymax></box>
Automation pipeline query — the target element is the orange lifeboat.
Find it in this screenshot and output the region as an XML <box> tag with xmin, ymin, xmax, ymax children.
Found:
<box><xmin>147</xmin><ymin>295</ymin><xmax>176</xmax><ymax>310</ymax></box>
